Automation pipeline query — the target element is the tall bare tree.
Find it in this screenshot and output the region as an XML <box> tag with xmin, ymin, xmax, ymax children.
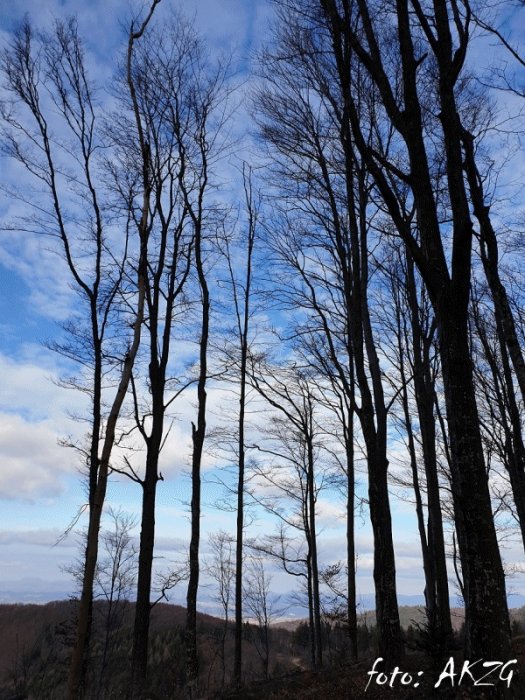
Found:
<box><xmin>385</xmin><ymin>245</ymin><xmax>453</xmax><ymax>650</ymax></box>
<box><xmin>66</xmin><ymin>4</ymin><xmax>158</xmax><ymax>694</ymax></box>
<box><xmin>218</xmin><ymin>165</ymin><xmax>259</xmax><ymax>687</ymax></box>
<box><xmin>113</xmin><ymin>16</ymin><xmax>207</xmax><ymax>694</ymax></box>
<box><xmin>315</xmin><ymin>0</ymin><xmax>512</xmax><ymax>660</ymax></box>
<box><xmin>248</xmin><ymin>360</ymin><xmax>326</xmax><ymax>667</ymax></box>
<box><xmin>182</xmin><ymin>50</ymin><xmax>231</xmax><ymax>700</ymax></box>
<box><xmin>256</xmin><ymin>10</ymin><xmax>403</xmax><ymax>664</ymax></box>
<box><xmin>1</xmin><ymin>7</ymin><xmax>159</xmax><ymax>694</ymax></box>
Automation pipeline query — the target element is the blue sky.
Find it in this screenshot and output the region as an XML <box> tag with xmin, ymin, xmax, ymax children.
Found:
<box><xmin>1</xmin><ymin>0</ymin><xmax>524</xmax><ymax>615</ymax></box>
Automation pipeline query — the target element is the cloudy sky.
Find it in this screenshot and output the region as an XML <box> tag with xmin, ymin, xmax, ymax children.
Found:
<box><xmin>1</xmin><ymin>0</ymin><xmax>524</xmax><ymax>614</ymax></box>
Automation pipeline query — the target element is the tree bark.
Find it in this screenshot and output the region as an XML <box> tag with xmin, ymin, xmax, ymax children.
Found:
<box><xmin>439</xmin><ymin>302</ymin><xmax>511</xmax><ymax>659</ymax></box>
<box><xmin>130</xmin><ymin>401</ymin><xmax>164</xmax><ymax>694</ymax></box>
<box><xmin>306</xmin><ymin>433</ymin><xmax>323</xmax><ymax>667</ymax></box>
<box><xmin>344</xmin><ymin>394</ymin><xmax>358</xmax><ymax>661</ymax></box>
<box><xmin>234</xmin><ymin>179</ymin><xmax>256</xmax><ymax>686</ymax></box>
<box><xmin>405</xmin><ymin>254</ymin><xmax>452</xmax><ymax>646</ymax></box>
<box><xmin>186</xmin><ymin>218</ymin><xmax>209</xmax><ymax>695</ymax></box>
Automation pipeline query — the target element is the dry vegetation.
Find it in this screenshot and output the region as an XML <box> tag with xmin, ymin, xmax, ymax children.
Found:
<box><xmin>1</xmin><ymin>603</ymin><xmax>524</xmax><ymax>698</ymax></box>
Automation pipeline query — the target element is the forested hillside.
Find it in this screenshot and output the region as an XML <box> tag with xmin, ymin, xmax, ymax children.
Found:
<box><xmin>0</xmin><ymin>600</ymin><xmax>377</xmax><ymax>698</ymax></box>
<box><xmin>1</xmin><ymin>602</ymin><xmax>525</xmax><ymax>698</ymax></box>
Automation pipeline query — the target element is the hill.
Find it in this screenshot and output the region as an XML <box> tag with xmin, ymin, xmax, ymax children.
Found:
<box><xmin>1</xmin><ymin>602</ymin><xmax>524</xmax><ymax>698</ymax></box>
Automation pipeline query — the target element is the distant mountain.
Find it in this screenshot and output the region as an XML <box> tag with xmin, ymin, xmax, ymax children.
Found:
<box><xmin>0</xmin><ymin>578</ymin><xmax>72</xmax><ymax>604</ymax></box>
<box><xmin>1</xmin><ymin>579</ymin><xmax>524</xmax><ymax>610</ymax></box>
<box><xmin>357</xmin><ymin>593</ymin><xmax>525</xmax><ymax>610</ymax></box>
<box><xmin>272</xmin><ymin>593</ymin><xmax>525</xmax><ymax>622</ymax></box>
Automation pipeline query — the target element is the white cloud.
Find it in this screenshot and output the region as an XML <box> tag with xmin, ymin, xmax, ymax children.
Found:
<box><xmin>0</xmin><ymin>528</ymin><xmax>75</xmax><ymax>547</ymax></box>
<box><xmin>0</xmin><ymin>413</ymin><xmax>78</xmax><ymax>500</ymax></box>
<box><xmin>0</xmin><ymin>351</ymin><xmax>86</xmax><ymax>419</ymax></box>
<box><xmin>0</xmin><ymin>349</ymin><xmax>89</xmax><ymax>501</ymax></box>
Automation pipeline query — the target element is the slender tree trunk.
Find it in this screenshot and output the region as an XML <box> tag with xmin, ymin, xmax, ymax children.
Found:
<box><xmin>344</xmin><ymin>394</ymin><xmax>358</xmax><ymax>661</ymax></box>
<box><xmin>234</xmin><ymin>195</ymin><xmax>255</xmax><ymax>687</ymax></box>
<box><xmin>340</xmin><ymin>32</ymin><xmax>404</xmax><ymax>665</ymax></box>
<box><xmin>186</xmin><ymin>221</ymin><xmax>209</xmax><ymax>695</ymax></box>
<box><xmin>462</xmin><ymin>131</ymin><xmax>525</xmax><ymax>404</ymax></box>
<box><xmin>306</xmin><ymin>434</ymin><xmax>323</xmax><ymax>667</ymax></box>
<box><xmin>354</xmin><ymin>185</ymin><xmax>403</xmax><ymax>668</ymax></box>
<box><xmin>396</xmin><ymin>309</ymin><xmax>434</xmax><ymax>624</ymax></box>
<box><xmin>67</xmin><ymin>330</ymin><xmax>145</xmax><ymax>698</ymax></box>
<box><xmin>234</xmin><ymin>389</ymin><xmax>246</xmax><ymax>686</ymax></box>
<box><xmin>68</xmin><ymin>156</ymin><xmax>150</xmax><ymax>700</ymax></box>
<box><xmin>131</xmin><ymin>436</ymin><xmax>162</xmax><ymax>694</ymax></box>
<box><xmin>89</xmin><ymin>338</ymin><xmax>102</xmax><ymax>510</ymax></box>
<box><xmin>405</xmin><ymin>255</ymin><xmax>452</xmax><ymax>647</ymax></box>
<box><xmin>366</xmin><ymin>445</ymin><xmax>404</xmax><ymax>666</ymax></box>
<box><xmin>130</xmin><ymin>288</ymin><xmax>170</xmax><ymax>693</ymax></box>
<box><xmin>306</xmin><ymin>557</ymin><xmax>316</xmax><ymax>670</ymax></box>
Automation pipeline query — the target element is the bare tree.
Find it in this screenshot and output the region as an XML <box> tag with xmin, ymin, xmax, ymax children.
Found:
<box><xmin>1</xmin><ymin>8</ymin><xmax>158</xmax><ymax>695</ymax></box>
<box><xmin>213</xmin><ymin>164</ymin><xmax>260</xmax><ymax>687</ymax></box>
<box><xmin>385</xmin><ymin>244</ymin><xmax>453</xmax><ymax>650</ymax></box>
<box><xmin>205</xmin><ymin>531</ymin><xmax>235</xmax><ymax>689</ymax></box>
<box><xmin>113</xmin><ymin>16</ymin><xmax>202</xmax><ymax>694</ymax></box>
<box><xmin>256</xmin><ymin>10</ymin><xmax>403</xmax><ymax>664</ymax></box>
<box><xmin>247</xmin><ymin>360</ymin><xmax>327</xmax><ymax>668</ymax></box>
<box><xmin>94</xmin><ymin>508</ymin><xmax>138</xmax><ymax>699</ymax></box>
<box><xmin>182</xmin><ymin>45</ymin><xmax>231</xmax><ymax>700</ymax></box>
<box><xmin>243</xmin><ymin>557</ymin><xmax>282</xmax><ymax>680</ymax></box>
<box><xmin>296</xmin><ymin>336</ymin><xmax>360</xmax><ymax>661</ymax></box>
<box><xmin>315</xmin><ymin>0</ymin><xmax>512</xmax><ymax>660</ymax></box>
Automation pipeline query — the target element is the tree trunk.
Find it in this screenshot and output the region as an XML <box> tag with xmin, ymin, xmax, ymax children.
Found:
<box><xmin>354</xmin><ymin>184</ymin><xmax>403</xmax><ymax>668</ymax></box>
<box><xmin>234</xmin><ymin>382</ymin><xmax>246</xmax><ymax>686</ymax></box>
<box><xmin>405</xmin><ymin>255</ymin><xmax>453</xmax><ymax>647</ymax></box>
<box><xmin>234</xmin><ymin>199</ymin><xmax>255</xmax><ymax>687</ymax></box>
<box><xmin>306</xmin><ymin>557</ymin><xmax>316</xmax><ymax>670</ymax></box>
<box><xmin>67</xmin><ymin>337</ymin><xmax>145</xmax><ymax>698</ymax></box>
<box><xmin>345</xmin><ymin>398</ymin><xmax>358</xmax><ymax>661</ymax></box>
<box><xmin>307</xmin><ymin>434</ymin><xmax>323</xmax><ymax>667</ymax></box>
<box><xmin>462</xmin><ymin>131</ymin><xmax>525</xmax><ymax>405</ymax></box>
<box><xmin>186</xmin><ymin>223</ymin><xmax>209</xmax><ymax>695</ymax></box>
<box><xmin>439</xmin><ymin>304</ymin><xmax>511</xmax><ymax>659</ymax></box>
<box><xmin>367</xmin><ymin>446</ymin><xmax>404</xmax><ymax>667</ymax></box>
<box><xmin>130</xmin><ymin>431</ymin><xmax>162</xmax><ymax>694</ymax></box>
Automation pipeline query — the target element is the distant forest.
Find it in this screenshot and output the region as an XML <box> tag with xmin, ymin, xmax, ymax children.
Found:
<box><xmin>2</xmin><ymin>0</ymin><xmax>525</xmax><ymax>697</ymax></box>
<box><xmin>2</xmin><ymin>601</ymin><xmax>523</xmax><ymax>698</ymax></box>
